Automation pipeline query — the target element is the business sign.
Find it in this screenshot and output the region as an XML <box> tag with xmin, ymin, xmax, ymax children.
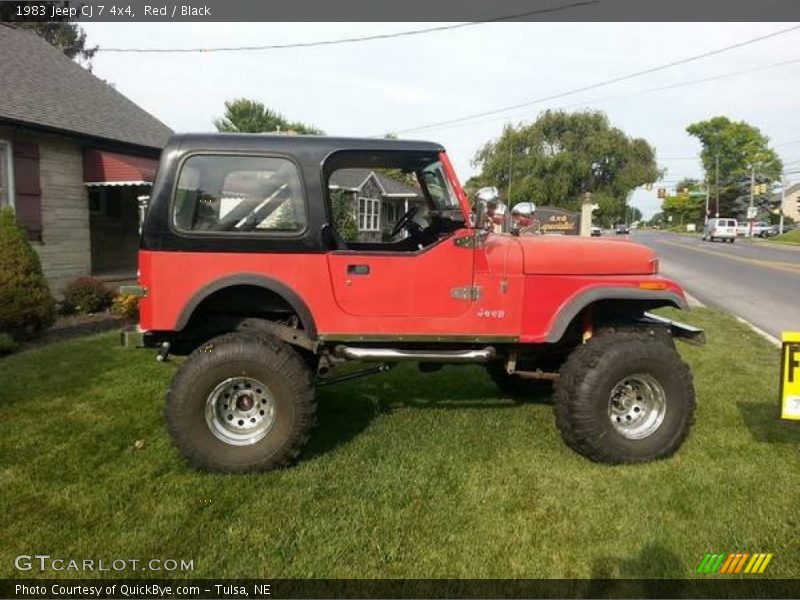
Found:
<box><xmin>534</xmin><ymin>206</ymin><xmax>581</xmax><ymax>235</ymax></box>
<box><xmin>780</xmin><ymin>332</ymin><xmax>800</xmax><ymax>420</ymax></box>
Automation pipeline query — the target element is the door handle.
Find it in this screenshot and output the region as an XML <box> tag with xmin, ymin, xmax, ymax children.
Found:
<box><xmin>347</xmin><ymin>264</ymin><xmax>370</xmax><ymax>275</ymax></box>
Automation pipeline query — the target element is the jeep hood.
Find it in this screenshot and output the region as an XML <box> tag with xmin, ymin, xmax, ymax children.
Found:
<box><xmin>513</xmin><ymin>235</ymin><xmax>658</xmax><ymax>275</ymax></box>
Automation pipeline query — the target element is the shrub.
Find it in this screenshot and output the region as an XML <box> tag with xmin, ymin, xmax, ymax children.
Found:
<box><xmin>0</xmin><ymin>332</ymin><xmax>18</xmax><ymax>355</ymax></box>
<box><xmin>111</xmin><ymin>293</ymin><xmax>140</xmax><ymax>320</ymax></box>
<box><xmin>62</xmin><ymin>277</ymin><xmax>114</xmax><ymax>314</ymax></box>
<box><xmin>0</xmin><ymin>208</ymin><xmax>56</xmax><ymax>339</ymax></box>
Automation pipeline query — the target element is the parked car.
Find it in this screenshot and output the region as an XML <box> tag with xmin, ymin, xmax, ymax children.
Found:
<box><xmin>122</xmin><ymin>133</ymin><xmax>703</xmax><ymax>472</ymax></box>
<box><xmin>736</xmin><ymin>221</ymin><xmax>778</xmax><ymax>237</ymax></box>
<box><xmin>702</xmin><ymin>218</ymin><xmax>738</xmax><ymax>243</ymax></box>
<box><xmin>590</xmin><ymin>225</ymin><xmax>602</xmax><ymax>236</ymax></box>
<box><xmin>615</xmin><ymin>223</ymin><xmax>630</xmax><ymax>235</ymax></box>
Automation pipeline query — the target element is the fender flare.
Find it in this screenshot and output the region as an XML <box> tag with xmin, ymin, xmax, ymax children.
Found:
<box><xmin>545</xmin><ymin>287</ymin><xmax>687</xmax><ymax>343</ymax></box>
<box><xmin>175</xmin><ymin>273</ymin><xmax>317</xmax><ymax>339</ymax></box>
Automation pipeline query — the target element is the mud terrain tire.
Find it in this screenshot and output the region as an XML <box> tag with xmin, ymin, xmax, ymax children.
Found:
<box><xmin>166</xmin><ymin>333</ymin><xmax>316</xmax><ymax>473</ymax></box>
<box><xmin>553</xmin><ymin>330</ymin><xmax>695</xmax><ymax>463</ymax></box>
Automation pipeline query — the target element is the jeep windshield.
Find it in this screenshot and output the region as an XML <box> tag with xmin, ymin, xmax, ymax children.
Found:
<box><xmin>419</xmin><ymin>160</ymin><xmax>460</xmax><ymax>212</ymax></box>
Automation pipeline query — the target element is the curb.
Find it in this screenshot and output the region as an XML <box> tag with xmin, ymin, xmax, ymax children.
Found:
<box><xmin>734</xmin><ymin>316</ymin><xmax>781</xmax><ymax>348</ymax></box>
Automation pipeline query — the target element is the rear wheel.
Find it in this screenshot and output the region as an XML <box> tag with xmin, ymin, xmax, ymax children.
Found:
<box><xmin>553</xmin><ymin>330</ymin><xmax>695</xmax><ymax>463</ymax></box>
<box><xmin>165</xmin><ymin>333</ymin><xmax>316</xmax><ymax>473</ymax></box>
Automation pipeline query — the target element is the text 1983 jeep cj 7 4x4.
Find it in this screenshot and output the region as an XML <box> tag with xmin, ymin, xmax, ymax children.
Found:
<box><xmin>123</xmin><ymin>134</ymin><xmax>704</xmax><ymax>473</ymax></box>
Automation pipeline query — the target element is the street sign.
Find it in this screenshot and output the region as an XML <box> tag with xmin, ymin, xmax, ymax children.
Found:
<box><xmin>747</xmin><ymin>206</ymin><xmax>758</xmax><ymax>220</ymax></box>
<box><xmin>780</xmin><ymin>332</ymin><xmax>800</xmax><ymax>421</ymax></box>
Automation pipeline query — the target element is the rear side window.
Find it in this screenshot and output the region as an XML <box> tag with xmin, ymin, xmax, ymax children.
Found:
<box><xmin>173</xmin><ymin>155</ymin><xmax>306</xmax><ymax>234</ymax></box>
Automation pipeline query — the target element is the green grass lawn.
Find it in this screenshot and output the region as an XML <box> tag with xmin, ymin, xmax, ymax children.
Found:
<box><xmin>1</xmin><ymin>308</ymin><xmax>798</xmax><ymax>579</ymax></box>
<box><xmin>767</xmin><ymin>228</ymin><xmax>800</xmax><ymax>246</ymax></box>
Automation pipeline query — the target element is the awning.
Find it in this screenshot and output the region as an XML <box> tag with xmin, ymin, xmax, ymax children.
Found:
<box><xmin>83</xmin><ymin>149</ymin><xmax>158</xmax><ymax>186</ymax></box>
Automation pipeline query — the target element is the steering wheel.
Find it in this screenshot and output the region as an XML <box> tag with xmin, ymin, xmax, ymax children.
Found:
<box><xmin>389</xmin><ymin>205</ymin><xmax>420</xmax><ymax>238</ymax></box>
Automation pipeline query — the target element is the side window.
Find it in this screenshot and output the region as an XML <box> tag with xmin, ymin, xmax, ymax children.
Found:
<box><xmin>173</xmin><ymin>155</ymin><xmax>306</xmax><ymax>234</ymax></box>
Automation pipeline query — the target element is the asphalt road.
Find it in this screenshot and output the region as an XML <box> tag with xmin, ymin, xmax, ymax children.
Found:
<box><xmin>631</xmin><ymin>230</ymin><xmax>800</xmax><ymax>340</ymax></box>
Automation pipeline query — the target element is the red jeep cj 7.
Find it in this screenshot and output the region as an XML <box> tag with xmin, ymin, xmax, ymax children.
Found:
<box><xmin>123</xmin><ymin>134</ymin><xmax>703</xmax><ymax>473</ymax></box>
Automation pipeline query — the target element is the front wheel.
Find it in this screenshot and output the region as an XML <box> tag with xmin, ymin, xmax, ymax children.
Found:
<box><xmin>165</xmin><ymin>333</ymin><xmax>316</xmax><ymax>473</ymax></box>
<box><xmin>553</xmin><ymin>330</ymin><xmax>695</xmax><ymax>463</ymax></box>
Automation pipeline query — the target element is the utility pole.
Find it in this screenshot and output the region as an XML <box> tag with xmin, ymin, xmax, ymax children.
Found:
<box><xmin>715</xmin><ymin>154</ymin><xmax>720</xmax><ymax>218</ymax></box>
<box><xmin>704</xmin><ymin>177</ymin><xmax>710</xmax><ymax>225</ymax></box>
<box><xmin>780</xmin><ymin>173</ymin><xmax>786</xmax><ymax>234</ymax></box>
<box><xmin>507</xmin><ymin>143</ymin><xmax>513</xmax><ymax>205</ymax></box>
<box><xmin>748</xmin><ymin>165</ymin><xmax>755</xmax><ymax>238</ymax></box>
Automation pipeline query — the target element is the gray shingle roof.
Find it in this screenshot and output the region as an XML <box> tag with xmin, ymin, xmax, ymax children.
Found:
<box><xmin>329</xmin><ymin>168</ymin><xmax>421</xmax><ymax>197</ymax></box>
<box><xmin>0</xmin><ymin>24</ymin><xmax>172</xmax><ymax>150</ymax></box>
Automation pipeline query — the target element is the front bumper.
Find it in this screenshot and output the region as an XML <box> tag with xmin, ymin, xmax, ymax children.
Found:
<box><xmin>641</xmin><ymin>312</ymin><xmax>706</xmax><ymax>345</ymax></box>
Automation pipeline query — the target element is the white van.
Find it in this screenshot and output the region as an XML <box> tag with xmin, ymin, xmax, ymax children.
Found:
<box><xmin>702</xmin><ymin>218</ymin><xmax>738</xmax><ymax>243</ymax></box>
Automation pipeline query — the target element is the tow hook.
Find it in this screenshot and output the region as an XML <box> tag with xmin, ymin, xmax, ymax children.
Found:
<box><xmin>156</xmin><ymin>341</ymin><xmax>171</xmax><ymax>362</ymax></box>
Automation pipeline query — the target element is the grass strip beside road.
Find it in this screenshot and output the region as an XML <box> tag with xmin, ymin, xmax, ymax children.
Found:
<box><xmin>0</xmin><ymin>308</ymin><xmax>798</xmax><ymax>578</ymax></box>
<box><xmin>766</xmin><ymin>228</ymin><xmax>800</xmax><ymax>246</ymax></box>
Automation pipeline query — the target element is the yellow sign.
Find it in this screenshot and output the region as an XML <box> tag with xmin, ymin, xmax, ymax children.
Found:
<box><xmin>780</xmin><ymin>332</ymin><xmax>800</xmax><ymax>421</ymax></box>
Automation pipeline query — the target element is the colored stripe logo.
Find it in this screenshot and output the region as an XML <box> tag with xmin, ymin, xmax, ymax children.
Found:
<box><xmin>696</xmin><ymin>552</ymin><xmax>773</xmax><ymax>574</ymax></box>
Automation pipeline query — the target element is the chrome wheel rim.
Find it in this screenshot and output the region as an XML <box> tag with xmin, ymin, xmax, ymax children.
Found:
<box><xmin>205</xmin><ymin>377</ymin><xmax>276</xmax><ymax>446</ymax></box>
<box><xmin>608</xmin><ymin>374</ymin><xmax>666</xmax><ymax>440</ymax></box>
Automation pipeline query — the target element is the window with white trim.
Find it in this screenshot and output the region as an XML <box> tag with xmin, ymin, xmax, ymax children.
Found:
<box><xmin>0</xmin><ymin>140</ymin><xmax>12</xmax><ymax>208</ymax></box>
<box><xmin>358</xmin><ymin>196</ymin><xmax>380</xmax><ymax>231</ymax></box>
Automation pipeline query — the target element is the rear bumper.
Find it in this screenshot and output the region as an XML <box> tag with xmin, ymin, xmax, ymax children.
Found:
<box><xmin>641</xmin><ymin>312</ymin><xmax>706</xmax><ymax>345</ymax></box>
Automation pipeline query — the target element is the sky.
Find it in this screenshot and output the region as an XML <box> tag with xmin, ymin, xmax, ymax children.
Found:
<box><xmin>82</xmin><ymin>22</ymin><xmax>800</xmax><ymax>218</ymax></box>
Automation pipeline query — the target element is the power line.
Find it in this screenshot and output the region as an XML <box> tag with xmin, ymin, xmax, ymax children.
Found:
<box><xmin>388</xmin><ymin>24</ymin><xmax>800</xmax><ymax>135</ymax></box>
<box><xmin>96</xmin><ymin>1</ymin><xmax>599</xmax><ymax>53</ymax></box>
<box><xmin>404</xmin><ymin>52</ymin><xmax>800</xmax><ymax>135</ymax></box>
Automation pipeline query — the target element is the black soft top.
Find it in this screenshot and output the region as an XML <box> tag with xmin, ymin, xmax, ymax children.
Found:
<box><xmin>168</xmin><ymin>133</ymin><xmax>444</xmax><ymax>163</ymax></box>
<box><xmin>142</xmin><ymin>133</ymin><xmax>447</xmax><ymax>254</ymax></box>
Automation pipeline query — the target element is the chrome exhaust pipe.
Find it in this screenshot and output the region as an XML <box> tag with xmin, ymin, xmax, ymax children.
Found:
<box><xmin>334</xmin><ymin>345</ymin><xmax>495</xmax><ymax>363</ymax></box>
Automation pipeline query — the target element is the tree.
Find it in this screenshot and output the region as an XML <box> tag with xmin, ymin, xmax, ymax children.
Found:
<box><xmin>214</xmin><ymin>99</ymin><xmax>324</xmax><ymax>135</ymax></box>
<box><xmin>0</xmin><ymin>3</ymin><xmax>98</xmax><ymax>67</ymax></box>
<box><xmin>0</xmin><ymin>208</ymin><xmax>56</xmax><ymax>340</ymax></box>
<box><xmin>660</xmin><ymin>178</ymin><xmax>704</xmax><ymax>226</ymax></box>
<box><xmin>330</xmin><ymin>190</ymin><xmax>358</xmax><ymax>241</ymax></box>
<box><xmin>628</xmin><ymin>206</ymin><xmax>643</xmax><ymax>223</ymax></box>
<box><xmin>686</xmin><ymin>116</ymin><xmax>782</xmax><ymax>219</ymax></box>
<box><xmin>472</xmin><ymin>110</ymin><xmax>660</xmax><ymax>224</ymax></box>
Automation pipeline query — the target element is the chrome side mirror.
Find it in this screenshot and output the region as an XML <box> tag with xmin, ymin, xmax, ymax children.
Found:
<box><xmin>474</xmin><ymin>187</ymin><xmax>503</xmax><ymax>231</ymax></box>
<box><xmin>512</xmin><ymin>202</ymin><xmax>536</xmax><ymax>217</ymax></box>
<box><xmin>476</xmin><ymin>186</ymin><xmax>501</xmax><ymax>203</ymax></box>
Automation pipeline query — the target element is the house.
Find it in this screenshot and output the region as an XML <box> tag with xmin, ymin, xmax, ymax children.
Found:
<box><xmin>328</xmin><ymin>168</ymin><xmax>424</xmax><ymax>242</ymax></box>
<box><xmin>0</xmin><ymin>24</ymin><xmax>172</xmax><ymax>293</ymax></box>
<box><xmin>778</xmin><ymin>182</ymin><xmax>800</xmax><ymax>222</ymax></box>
